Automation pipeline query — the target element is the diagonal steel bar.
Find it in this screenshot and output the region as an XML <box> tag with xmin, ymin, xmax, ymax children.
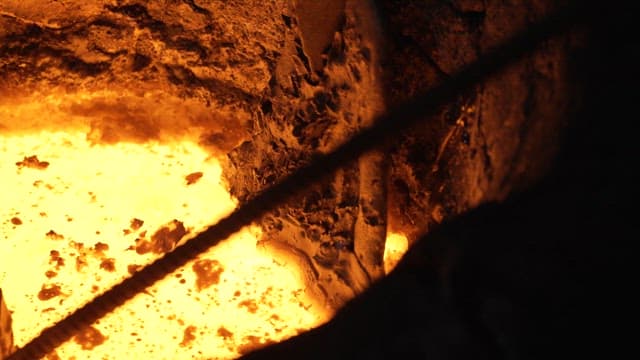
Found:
<box><xmin>7</xmin><ymin>2</ymin><xmax>590</xmax><ymax>359</ymax></box>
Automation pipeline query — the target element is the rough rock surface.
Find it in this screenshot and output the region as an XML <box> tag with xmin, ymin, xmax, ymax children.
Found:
<box><xmin>377</xmin><ymin>0</ymin><xmax>577</xmax><ymax>240</ymax></box>
<box><xmin>223</xmin><ymin>0</ymin><xmax>388</xmax><ymax>308</ymax></box>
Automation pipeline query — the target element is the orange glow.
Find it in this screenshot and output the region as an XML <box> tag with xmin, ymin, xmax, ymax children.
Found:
<box><xmin>0</xmin><ymin>96</ymin><xmax>329</xmax><ymax>359</ymax></box>
<box><xmin>383</xmin><ymin>232</ymin><xmax>409</xmax><ymax>274</ymax></box>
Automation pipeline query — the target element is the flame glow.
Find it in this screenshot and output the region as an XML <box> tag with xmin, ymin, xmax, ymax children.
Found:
<box><xmin>0</xmin><ymin>105</ymin><xmax>329</xmax><ymax>359</ymax></box>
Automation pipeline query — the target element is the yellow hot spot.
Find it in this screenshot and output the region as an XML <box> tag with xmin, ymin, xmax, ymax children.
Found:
<box><xmin>383</xmin><ymin>232</ymin><xmax>409</xmax><ymax>274</ymax></box>
<box><xmin>53</xmin><ymin>227</ymin><xmax>329</xmax><ymax>359</ymax></box>
<box><xmin>0</xmin><ymin>131</ymin><xmax>328</xmax><ymax>359</ymax></box>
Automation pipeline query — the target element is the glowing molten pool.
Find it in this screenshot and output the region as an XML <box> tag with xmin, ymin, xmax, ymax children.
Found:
<box><xmin>0</xmin><ymin>103</ymin><xmax>331</xmax><ymax>358</ymax></box>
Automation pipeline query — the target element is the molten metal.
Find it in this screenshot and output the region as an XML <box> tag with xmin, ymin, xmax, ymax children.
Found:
<box><xmin>0</xmin><ymin>96</ymin><xmax>330</xmax><ymax>359</ymax></box>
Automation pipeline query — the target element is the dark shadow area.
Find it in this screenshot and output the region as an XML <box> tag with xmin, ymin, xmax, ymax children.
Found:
<box><xmin>241</xmin><ymin>3</ymin><xmax>636</xmax><ymax>359</ymax></box>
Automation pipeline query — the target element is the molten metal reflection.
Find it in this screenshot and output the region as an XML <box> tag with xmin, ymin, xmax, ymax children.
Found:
<box><xmin>383</xmin><ymin>232</ymin><xmax>409</xmax><ymax>274</ymax></box>
<box><xmin>0</xmin><ymin>130</ymin><xmax>328</xmax><ymax>359</ymax></box>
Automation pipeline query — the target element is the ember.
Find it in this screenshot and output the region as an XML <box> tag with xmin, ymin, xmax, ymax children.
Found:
<box><xmin>37</xmin><ymin>285</ymin><xmax>62</xmax><ymax>301</ymax></box>
<box><xmin>93</xmin><ymin>242</ymin><xmax>109</xmax><ymax>253</ymax></box>
<box><xmin>15</xmin><ymin>155</ymin><xmax>49</xmax><ymax>170</ymax></box>
<box><xmin>99</xmin><ymin>259</ymin><xmax>116</xmax><ymax>272</ymax></box>
<box><xmin>129</xmin><ymin>219</ymin><xmax>144</xmax><ymax>231</ymax></box>
<box><xmin>238</xmin><ymin>299</ymin><xmax>259</xmax><ymax>314</ymax></box>
<box><xmin>179</xmin><ymin>325</ymin><xmax>197</xmax><ymax>347</ymax></box>
<box><xmin>73</xmin><ymin>326</ymin><xmax>106</xmax><ymax>350</ymax></box>
<box><xmin>192</xmin><ymin>259</ymin><xmax>224</xmax><ymax>291</ymax></box>
<box><xmin>135</xmin><ymin>220</ymin><xmax>187</xmax><ymax>255</ymax></box>
<box><xmin>217</xmin><ymin>327</ymin><xmax>234</xmax><ymax>340</ymax></box>
<box><xmin>185</xmin><ymin>172</ymin><xmax>204</xmax><ymax>185</ymax></box>
<box><xmin>45</xmin><ymin>230</ymin><xmax>64</xmax><ymax>241</ymax></box>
